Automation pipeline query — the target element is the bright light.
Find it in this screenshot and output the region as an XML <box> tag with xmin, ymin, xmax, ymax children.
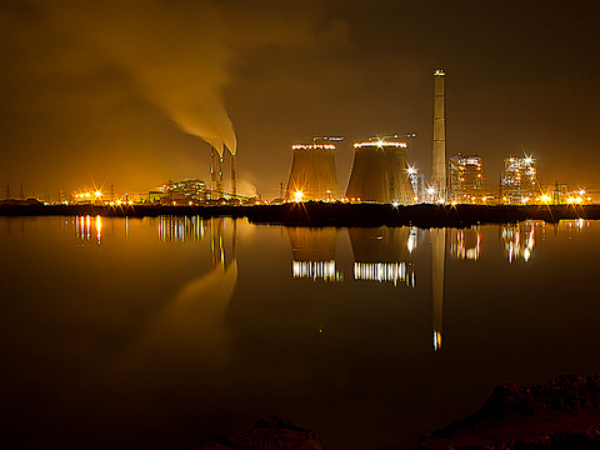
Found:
<box><xmin>294</xmin><ymin>190</ymin><xmax>304</xmax><ymax>202</ymax></box>
<box><xmin>376</xmin><ymin>139</ymin><xmax>385</xmax><ymax>147</ymax></box>
<box><xmin>579</xmin><ymin>189</ymin><xmax>586</xmax><ymax>196</ymax></box>
<box><xmin>392</xmin><ymin>201</ymin><xmax>399</xmax><ymax>207</ymax></box>
<box><xmin>524</xmin><ymin>155</ymin><xmax>533</xmax><ymax>165</ymax></box>
<box><xmin>426</xmin><ymin>186</ymin><xmax>436</xmax><ymax>196</ymax></box>
<box><xmin>540</xmin><ymin>194</ymin><xmax>552</xmax><ymax>203</ymax></box>
<box><xmin>406</xmin><ymin>165</ymin><xmax>417</xmax><ymax>176</ymax></box>
<box><xmin>85</xmin><ymin>192</ymin><xmax>91</xmax><ymax>198</ymax></box>
<box><xmin>94</xmin><ymin>190</ymin><xmax>102</xmax><ymax>198</ymax></box>
<box><xmin>521</xmin><ymin>197</ymin><xmax>530</xmax><ymax>204</ymax></box>
<box><xmin>567</xmin><ymin>197</ymin><xmax>575</xmax><ymax>204</ymax></box>
<box><xmin>575</xmin><ymin>196</ymin><xmax>583</xmax><ymax>204</ymax></box>
<box><xmin>116</xmin><ymin>199</ymin><xmax>122</xmax><ymax>205</ymax></box>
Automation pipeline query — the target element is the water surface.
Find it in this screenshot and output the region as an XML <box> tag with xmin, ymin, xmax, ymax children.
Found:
<box><xmin>1</xmin><ymin>216</ymin><xmax>599</xmax><ymax>450</ymax></box>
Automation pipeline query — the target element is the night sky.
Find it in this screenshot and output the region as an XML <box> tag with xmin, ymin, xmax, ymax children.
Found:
<box><xmin>1</xmin><ymin>0</ymin><xmax>600</xmax><ymax>199</ymax></box>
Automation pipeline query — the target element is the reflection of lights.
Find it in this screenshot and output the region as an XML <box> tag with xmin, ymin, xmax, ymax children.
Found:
<box><xmin>433</xmin><ymin>331</ymin><xmax>442</xmax><ymax>351</ymax></box>
<box><xmin>407</xmin><ymin>227</ymin><xmax>417</xmax><ymax>254</ymax></box>
<box><xmin>95</xmin><ymin>215</ymin><xmax>102</xmax><ymax>243</ymax></box>
<box><xmin>354</xmin><ymin>262</ymin><xmax>415</xmax><ymax>287</ymax></box>
<box><xmin>292</xmin><ymin>260</ymin><xmax>342</xmax><ymax>282</ymax></box>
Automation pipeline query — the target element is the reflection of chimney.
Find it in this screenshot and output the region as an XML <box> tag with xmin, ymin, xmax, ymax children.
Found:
<box><xmin>431</xmin><ymin>228</ymin><xmax>446</xmax><ymax>350</ymax></box>
<box><xmin>346</xmin><ymin>141</ymin><xmax>413</xmax><ymax>204</ymax></box>
<box><xmin>285</xmin><ymin>144</ymin><xmax>342</xmax><ymax>201</ymax></box>
<box><xmin>432</xmin><ymin>70</ymin><xmax>446</xmax><ymax>201</ymax></box>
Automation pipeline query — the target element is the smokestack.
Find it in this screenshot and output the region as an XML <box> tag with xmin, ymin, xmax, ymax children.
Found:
<box><xmin>285</xmin><ymin>144</ymin><xmax>342</xmax><ymax>201</ymax></box>
<box><xmin>432</xmin><ymin>69</ymin><xmax>446</xmax><ymax>202</ymax></box>
<box><xmin>345</xmin><ymin>140</ymin><xmax>414</xmax><ymax>204</ymax></box>
<box><xmin>210</xmin><ymin>146</ymin><xmax>217</xmax><ymax>196</ymax></box>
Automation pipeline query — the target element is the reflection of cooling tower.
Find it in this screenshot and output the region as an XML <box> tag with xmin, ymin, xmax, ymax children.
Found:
<box><xmin>288</xmin><ymin>227</ymin><xmax>338</xmax><ymax>261</ymax></box>
<box><xmin>349</xmin><ymin>227</ymin><xmax>409</xmax><ymax>262</ymax></box>
<box><xmin>431</xmin><ymin>228</ymin><xmax>446</xmax><ymax>351</ymax></box>
<box><xmin>285</xmin><ymin>144</ymin><xmax>342</xmax><ymax>201</ymax></box>
<box><xmin>349</xmin><ymin>227</ymin><xmax>413</xmax><ymax>285</ymax></box>
<box><xmin>345</xmin><ymin>141</ymin><xmax>414</xmax><ymax>204</ymax></box>
<box><xmin>288</xmin><ymin>227</ymin><xmax>340</xmax><ymax>281</ymax></box>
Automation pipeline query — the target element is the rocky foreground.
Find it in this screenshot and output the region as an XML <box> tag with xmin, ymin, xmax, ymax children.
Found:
<box><xmin>196</xmin><ymin>374</ymin><xmax>600</xmax><ymax>450</ymax></box>
<box><xmin>195</xmin><ymin>416</ymin><xmax>321</xmax><ymax>450</ymax></box>
<box><xmin>416</xmin><ymin>373</ymin><xmax>600</xmax><ymax>450</ymax></box>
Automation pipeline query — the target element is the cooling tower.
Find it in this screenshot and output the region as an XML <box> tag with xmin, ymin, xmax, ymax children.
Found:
<box><xmin>431</xmin><ymin>69</ymin><xmax>447</xmax><ymax>201</ymax></box>
<box><xmin>345</xmin><ymin>140</ymin><xmax>414</xmax><ymax>204</ymax></box>
<box><xmin>285</xmin><ymin>144</ymin><xmax>342</xmax><ymax>201</ymax></box>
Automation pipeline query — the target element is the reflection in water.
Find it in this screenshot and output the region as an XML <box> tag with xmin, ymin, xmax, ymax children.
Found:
<box><xmin>288</xmin><ymin>227</ymin><xmax>343</xmax><ymax>281</ymax></box>
<box><xmin>450</xmin><ymin>227</ymin><xmax>480</xmax><ymax>260</ymax></box>
<box><xmin>74</xmin><ymin>215</ymin><xmax>98</xmax><ymax>242</ymax></box>
<box><xmin>431</xmin><ymin>228</ymin><xmax>446</xmax><ymax>351</ymax></box>
<box><xmin>349</xmin><ymin>227</ymin><xmax>415</xmax><ymax>286</ymax></box>
<box><xmin>158</xmin><ymin>215</ymin><xmax>204</xmax><ymax>242</ymax></box>
<box><xmin>501</xmin><ymin>221</ymin><xmax>540</xmax><ymax>263</ymax></box>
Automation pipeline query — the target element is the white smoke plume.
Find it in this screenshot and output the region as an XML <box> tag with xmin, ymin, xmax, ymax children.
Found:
<box><xmin>25</xmin><ymin>0</ymin><xmax>334</xmax><ymax>157</ymax></box>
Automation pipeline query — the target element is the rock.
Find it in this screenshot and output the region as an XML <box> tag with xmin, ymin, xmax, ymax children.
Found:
<box><xmin>416</xmin><ymin>373</ymin><xmax>600</xmax><ymax>450</ymax></box>
<box><xmin>196</xmin><ymin>415</ymin><xmax>321</xmax><ymax>450</ymax></box>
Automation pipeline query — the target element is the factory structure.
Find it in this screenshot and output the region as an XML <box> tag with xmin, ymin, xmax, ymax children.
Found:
<box><xmin>500</xmin><ymin>156</ymin><xmax>539</xmax><ymax>203</ymax></box>
<box><xmin>448</xmin><ymin>154</ymin><xmax>484</xmax><ymax>202</ymax></box>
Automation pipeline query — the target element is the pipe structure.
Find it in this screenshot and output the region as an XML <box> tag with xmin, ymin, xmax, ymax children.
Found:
<box><xmin>285</xmin><ymin>144</ymin><xmax>342</xmax><ymax>201</ymax></box>
<box><xmin>431</xmin><ymin>69</ymin><xmax>447</xmax><ymax>202</ymax></box>
<box><xmin>231</xmin><ymin>153</ymin><xmax>237</xmax><ymax>198</ymax></box>
<box><xmin>345</xmin><ymin>140</ymin><xmax>414</xmax><ymax>204</ymax></box>
<box><xmin>210</xmin><ymin>146</ymin><xmax>217</xmax><ymax>195</ymax></box>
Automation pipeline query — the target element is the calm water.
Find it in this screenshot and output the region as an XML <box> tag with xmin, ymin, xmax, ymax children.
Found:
<box><xmin>1</xmin><ymin>216</ymin><xmax>600</xmax><ymax>450</ymax></box>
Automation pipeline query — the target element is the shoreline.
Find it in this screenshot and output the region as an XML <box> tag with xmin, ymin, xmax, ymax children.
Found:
<box><xmin>1</xmin><ymin>202</ymin><xmax>599</xmax><ymax>227</ymax></box>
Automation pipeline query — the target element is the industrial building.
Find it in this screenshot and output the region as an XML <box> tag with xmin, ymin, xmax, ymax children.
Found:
<box><xmin>345</xmin><ymin>139</ymin><xmax>414</xmax><ymax>204</ymax></box>
<box><xmin>448</xmin><ymin>154</ymin><xmax>484</xmax><ymax>202</ymax></box>
<box><xmin>285</xmin><ymin>144</ymin><xmax>342</xmax><ymax>201</ymax></box>
<box><xmin>500</xmin><ymin>156</ymin><xmax>538</xmax><ymax>203</ymax></box>
<box><xmin>152</xmin><ymin>178</ymin><xmax>207</xmax><ymax>205</ymax></box>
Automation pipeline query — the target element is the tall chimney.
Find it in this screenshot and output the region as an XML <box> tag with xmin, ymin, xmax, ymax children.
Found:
<box><xmin>432</xmin><ymin>69</ymin><xmax>446</xmax><ymax>202</ymax></box>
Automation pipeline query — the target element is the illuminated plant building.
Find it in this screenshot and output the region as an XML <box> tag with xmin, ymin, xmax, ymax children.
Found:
<box><xmin>500</xmin><ymin>156</ymin><xmax>538</xmax><ymax>203</ymax></box>
<box><xmin>448</xmin><ymin>154</ymin><xmax>484</xmax><ymax>202</ymax></box>
<box><xmin>285</xmin><ymin>144</ymin><xmax>342</xmax><ymax>201</ymax></box>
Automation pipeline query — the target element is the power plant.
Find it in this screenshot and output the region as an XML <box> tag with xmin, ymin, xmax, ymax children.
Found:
<box><xmin>345</xmin><ymin>137</ymin><xmax>415</xmax><ymax>204</ymax></box>
<box><xmin>285</xmin><ymin>142</ymin><xmax>343</xmax><ymax>201</ymax></box>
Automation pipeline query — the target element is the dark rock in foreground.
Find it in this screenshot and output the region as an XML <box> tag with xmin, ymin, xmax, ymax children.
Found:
<box><xmin>195</xmin><ymin>416</ymin><xmax>321</xmax><ymax>450</ymax></box>
<box><xmin>416</xmin><ymin>373</ymin><xmax>600</xmax><ymax>450</ymax></box>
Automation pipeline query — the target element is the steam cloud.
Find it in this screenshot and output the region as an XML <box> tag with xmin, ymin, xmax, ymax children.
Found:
<box><xmin>27</xmin><ymin>0</ymin><xmax>334</xmax><ymax>157</ymax></box>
